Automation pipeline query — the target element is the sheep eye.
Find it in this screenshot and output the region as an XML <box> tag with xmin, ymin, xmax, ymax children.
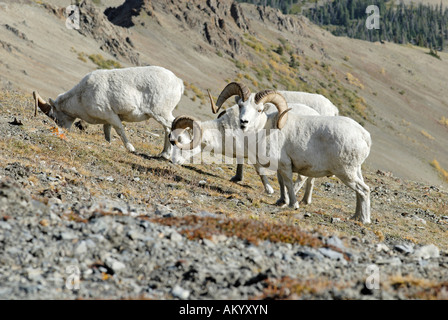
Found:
<box><xmin>258</xmin><ymin>109</ymin><xmax>262</xmax><ymax>113</ymax></box>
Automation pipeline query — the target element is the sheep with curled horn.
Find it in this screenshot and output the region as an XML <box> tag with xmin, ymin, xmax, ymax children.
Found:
<box><xmin>33</xmin><ymin>66</ymin><xmax>184</xmax><ymax>159</ymax></box>
<box><xmin>170</xmin><ymin>82</ymin><xmax>321</xmax><ymax>204</ymax></box>
<box><xmin>235</xmin><ymin>88</ymin><xmax>371</xmax><ymax>224</ymax></box>
<box><xmin>208</xmin><ymin>82</ymin><xmax>340</xmax><ymax>201</ymax></box>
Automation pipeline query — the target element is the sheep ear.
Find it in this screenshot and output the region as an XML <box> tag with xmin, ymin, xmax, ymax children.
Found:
<box><xmin>234</xmin><ymin>96</ymin><xmax>241</xmax><ymax>104</ymax></box>
<box><xmin>263</xmin><ymin>103</ymin><xmax>273</xmax><ymax>112</ymax></box>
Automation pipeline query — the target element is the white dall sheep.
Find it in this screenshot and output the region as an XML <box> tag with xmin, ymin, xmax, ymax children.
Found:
<box><xmin>278</xmin><ymin>91</ymin><xmax>339</xmax><ymax>116</ymax></box>
<box><xmin>208</xmin><ymin>83</ymin><xmax>339</xmax><ymax>199</ymax></box>
<box><xmin>33</xmin><ymin>66</ymin><xmax>184</xmax><ymax>159</ymax></box>
<box><xmin>171</xmin><ymin>98</ymin><xmax>318</xmax><ymax>198</ymax></box>
<box><xmin>230</xmin><ymin>88</ymin><xmax>371</xmax><ymax>223</ymax></box>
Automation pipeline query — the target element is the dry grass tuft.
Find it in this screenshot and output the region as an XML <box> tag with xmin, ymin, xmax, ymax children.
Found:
<box><xmin>430</xmin><ymin>159</ymin><xmax>448</xmax><ymax>182</ymax></box>
<box><xmin>252</xmin><ymin>276</ymin><xmax>346</xmax><ymax>300</ymax></box>
<box><xmin>346</xmin><ymin>72</ymin><xmax>364</xmax><ymax>90</ymax></box>
<box><xmin>420</xmin><ymin>130</ymin><xmax>435</xmax><ymax>140</ymax></box>
<box><xmin>410</xmin><ymin>282</ymin><xmax>448</xmax><ymax>300</ymax></box>
<box><xmin>386</xmin><ymin>275</ymin><xmax>448</xmax><ymax>299</ymax></box>
<box><xmin>439</xmin><ymin>116</ymin><xmax>448</xmax><ymax>128</ymax></box>
<box><xmin>151</xmin><ymin>215</ymin><xmax>324</xmax><ymax>247</ymax></box>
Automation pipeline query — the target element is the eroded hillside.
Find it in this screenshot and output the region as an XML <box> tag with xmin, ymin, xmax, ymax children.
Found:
<box><xmin>0</xmin><ymin>0</ymin><xmax>447</xmax><ymax>187</ymax></box>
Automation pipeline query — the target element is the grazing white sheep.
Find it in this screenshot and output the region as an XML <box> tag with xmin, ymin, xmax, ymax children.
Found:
<box><xmin>233</xmin><ymin>88</ymin><xmax>372</xmax><ymax>223</ymax></box>
<box><xmin>171</xmin><ymin>99</ymin><xmax>319</xmax><ymax>197</ymax></box>
<box><xmin>33</xmin><ymin>66</ymin><xmax>184</xmax><ymax>159</ymax></box>
<box><xmin>278</xmin><ymin>91</ymin><xmax>339</xmax><ymax>116</ymax></box>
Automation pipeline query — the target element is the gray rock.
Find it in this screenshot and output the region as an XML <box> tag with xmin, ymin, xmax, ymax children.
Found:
<box><xmin>0</xmin><ymin>221</ymin><xmax>12</xmax><ymax>230</ymax></box>
<box><xmin>74</xmin><ymin>241</ymin><xmax>88</xmax><ymax>256</ymax></box>
<box><xmin>105</xmin><ymin>258</ymin><xmax>126</xmax><ymax>273</ymax></box>
<box><xmin>169</xmin><ymin>231</ymin><xmax>183</xmax><ymax>243</ymax></box>
<box><xmin>394</xmin><ymin>244</ymin><xmax>414</xmax><ymax>254</ymax></box>
<box><xmin>318</xmin><ymin>248</ymin><xmax>344</xmax><ymax>260</ymax></box>
<box><xmin>25</xmin><ymin>268</ymin><xmax>43</xmax><ymax>281</ymax></box>
<box><xmin>376</xmin><ymin>243</ymin><xmax>390</xmax><ymax>253</ymax></box>
<box><xmin>59</xmin><ymin>231</ymin><xmax>77</xmax><ymax>240</ymax></box>
<box><xmin>202</xmin><ymin>239</ymin><xmax>215</xmax><ymax>247</ymax></box>
<box><xmin>375</xmin><ymin>257</ymin><xmax>402</xmax><ymax>266</ymax></box>
<box><xmin>154</xmin><ymin>204</ymin><xmax>174</xmax><ymax>217</ymax></box>
<box><xmin>326</xmin><ymin>236</ymin><xmax>345</xmax><ymax>250</ymax></box>
<box><xmin>413</xmin><ymin>244</ymin><xmax>440</xmax><ymax>260</ymax></box>
<box><xmin>127</xmin><ymin>230</ymin><xmax>145</xmax><ymax>241</ymax></box>
<box><xmin>172</xmin><ymin>285</ymin><xmax>190</xmax><ymax>299</ymax></box>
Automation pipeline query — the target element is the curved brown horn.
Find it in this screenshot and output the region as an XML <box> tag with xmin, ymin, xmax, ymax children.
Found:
<box><xmin>276</xmin><ymin>108</ymin><xmax>292</xmax><ymax>130</ymax></box>
<box><xmin>217</xmin><ymin>110</ymin><xmax>227</xmax><ymax>119</ymax></box>
<box><xmin>33</xmin><ymin>91</ymin><xmax>52</xmax><ymax>116</ymax></box>
<box><xmin>171</xmin><ymin>115</ymin><xmax>202</xmax><ymax>150</ymax></box>
<box><xmin>254</xmin><ymin>90</ymin><xmax>289</xmax><ymax>129</ymax></box>
<box><xmin>207</xmin><ymin>90</ymin><xmax>218</xmax><ymax>114</ymax></box>
<box><xmin>209</xmin><ymin>82</ymin><xmax>250</xmax><ymax>114</ymax></box>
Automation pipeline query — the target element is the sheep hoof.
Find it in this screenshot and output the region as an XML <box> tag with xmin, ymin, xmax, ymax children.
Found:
<box><xmin>230</xmin><ymin>175</ymin><xmax>242</xmax><ymax>182</ymax></box>
<box><xmin>300</xmin><ymin>198</ymin><xmax>312</xmax><ymax>205</ymax></box>
<box><xmin>126</xmin><ymin>143</ymin><xmax>136</xmax><ymax>153</ymax></box>
<box><xmin>350</xmin><ymin>214</ymin><xmax>371</xmax><ymax>224</ymax></box>
<box><xmin>159</xmin><ymin>152</ymin><xmax>171</xmax><ymax>160</ymax></box>
<box><xmin>275</xmin><ymin>199</ymin><xmax>287</xmax><ymax>207</ymax></box>
<box><xmin>265</xmin><ymin>185</ymin><xmax>274</xmax><ymax>194</ymax></box>
<box><xmin>289</xmin><ymin>202</ymin><xmax>300</xmax><ymax>210</ymax></box>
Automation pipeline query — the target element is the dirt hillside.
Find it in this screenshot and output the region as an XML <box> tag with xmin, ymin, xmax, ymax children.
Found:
<box><xmin>1</xmin><ymin>0</ymin><xmax>447</xmax><ymax>187</ymax></box>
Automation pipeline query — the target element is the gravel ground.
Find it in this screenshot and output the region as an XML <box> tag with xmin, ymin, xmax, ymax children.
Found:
<box><xmin>1</xmin><ymin>175</ymin><xmax>447</xmax><ymax>300</ymax></box>
<box><xmin>1</xmin><ymin>98</ymin><xmax>448</xmax><ymax>300</ymax></box>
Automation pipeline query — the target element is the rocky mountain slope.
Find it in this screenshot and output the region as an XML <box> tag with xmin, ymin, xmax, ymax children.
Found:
<box><xmin>0</xmin><ymin>90</ymin><xmax>447</xmax><ymax>299</ymax></box>
<box><xmin>0</xmin><ymin>0</ymin><xmax>448</xmax><ymax>299</ymax></box>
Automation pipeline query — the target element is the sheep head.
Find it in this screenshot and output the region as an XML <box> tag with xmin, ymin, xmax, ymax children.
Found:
<box><xmin>170</xmin><ymin>115</ymin><xmax>202</xmax><ymax>150</ymax></box>
<box><xmin>33</xmin><ymin>91</ymin><xmax>75</xmax><ymax>129</ymax></box>
<box><xmin>238</xmin><ymin>89</ymin><xmax>290</xmax><ymax>131</ymax></box>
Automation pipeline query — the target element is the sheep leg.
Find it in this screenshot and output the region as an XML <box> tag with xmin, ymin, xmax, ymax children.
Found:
<box><xmin>103</xmin><ymin>124</ymin><xmax>112</xmax><ymax>143</ymax></box>
<box><xmin>275</xmin><ymin>171</ymin><xmax>287</xmax><ymax>207</ymax></box>
<box><xmin>337</xmin><ymin>168</ymin><xmax>371</xmax><ymax>224</ymax></box>
<box><xmin>153</xmin><ymin>114</ymin><xmax>174</xmax><ymax>160</ymax></box>
<box><xmin>230</xmin><ymin>163</ymin><xmax>244</xmax><ymax>182</ymax></box>
<box><xmin>293</xmin><ymin>175</ymin><xmax>308</xmax><ymax>194</ymax></box>
<box><xmin>301</xmin><ymin>178</ymin><xmax>314</xmax><ymax>204</ymax></box>
<box><xmin>161</xmin><ymin>126</ymin><xmax>173</xmax><ymax>160</ymax></box>
<box><xmin>108</xmin><ymin>116</ymin><xmax>135</xmax><ymax>152</ymax></box>
<box><xmin>253</xmin><ymin>163</ymin><xmax>274</xmax><ymax>194</ymax></box>
<box><xmin>293</xmin><ymin>175</ymin><xmax>314</xmax><ymax>204</ymax></box>
<box><xmin>279</xmin><ymin>168</ymin><xmax>299</xmax><ymax>209</ymax></box>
